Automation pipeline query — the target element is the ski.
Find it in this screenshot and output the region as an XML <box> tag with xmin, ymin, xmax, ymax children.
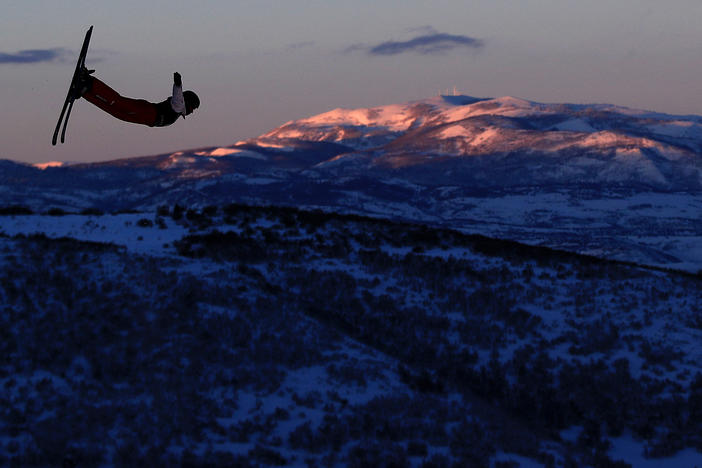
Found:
<box><xmin>52</xmin><ymin>25</ymin><xmax>93</xmax><ymax>146</ymax></box>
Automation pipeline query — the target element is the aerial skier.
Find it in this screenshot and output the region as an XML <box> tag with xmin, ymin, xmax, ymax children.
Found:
<box><xmin>75</xmin><ymin>69</ymin><xmax>200</xmax><ymax>127</ymax></box>
<box><xmin>53</xmin><ymin>26</ymin><xmax>200</xmax><ymax>144</ymax></box>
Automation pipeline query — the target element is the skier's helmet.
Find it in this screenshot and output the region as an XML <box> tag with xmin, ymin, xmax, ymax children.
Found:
<box><xmin>184</xmin><ymin>91</ymin><xmax>200</xmax><ymax>114</ymax></box>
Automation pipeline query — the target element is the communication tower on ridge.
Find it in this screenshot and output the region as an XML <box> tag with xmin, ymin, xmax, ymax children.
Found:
<box><xmin>440</xmin><ymin>87</ymin><xmax>460</xmax><ymax>96</ymax></box>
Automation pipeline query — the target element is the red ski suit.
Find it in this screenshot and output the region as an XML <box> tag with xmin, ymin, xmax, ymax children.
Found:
<box><xmin>82</xmin><ymin>78</ymin><xmax>185</xmax><ymax>127</ymax></box>
<box><xmin>83</xmin><ymin>78</ymin><xmax>158</xmax><ymax>126</ymax></box>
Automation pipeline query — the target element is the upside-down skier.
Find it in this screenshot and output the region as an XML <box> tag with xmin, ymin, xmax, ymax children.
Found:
<box><xmin>74</xmin><ymin>69</ymin><xmax>200</xmax><ymax>127</ymax></box>
<box><xmin>53</xmin><ymin>26</ymin><xmax>200</xmax><ymax>145</ymax></box>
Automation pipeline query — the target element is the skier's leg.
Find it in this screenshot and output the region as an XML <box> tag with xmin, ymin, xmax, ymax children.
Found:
<box><xmin>82</xmin><ymin>77</ymin><xmax>158</xmax><ymax>126</ymax></box>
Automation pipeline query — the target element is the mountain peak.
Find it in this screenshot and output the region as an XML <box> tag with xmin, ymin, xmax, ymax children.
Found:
<box><xmin>241</xmin><ymin>93</ymin><xmax>702</xmax><ymax>190</ymax></box>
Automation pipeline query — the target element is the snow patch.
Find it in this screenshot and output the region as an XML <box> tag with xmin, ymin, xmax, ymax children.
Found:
<box><xmin>581</xmin><ymin>131</ymin><xmax>627</xmax><ymax>148</ymax></box>
<box><xmin>0</xmin><ymin>213</ymin><xmax>189</xmax><ymax>256</ymax></box>
<box><xmin>609</xmin><ymin>433</ymin><xmax>702</xmax><ymax>467</ymax></box>
<box><xmin>195</xmin><ymin>148</ymin><xmax>267</xmax><ymax>160</ymax></box>
<box><xmin>33</xmin><ymin>161</ymin><xmax>65</xmax><ymax>170</ymax></box>
<box><xmin>469</xmin><ymin>127</ymin><xmax>502</xmax><ymax>146</ymax></box>
<box><xmin>440</xmin><ymin>125</ymin><xmax>473</xmax><ymax>139</ymax></box>
<box><xmin>248</xmin><ymin>141</ymin><xmax>295</xmax><ymax>152</ymax></box>
<box><xmin>163</xmin><ymin>153</ymin><xmax>196</xmax><ymax>168</ymax></box>
<box><xmin>300</xmin><ymin>104</ymin><xmax>417</xmax><ymax>132</ymax></box>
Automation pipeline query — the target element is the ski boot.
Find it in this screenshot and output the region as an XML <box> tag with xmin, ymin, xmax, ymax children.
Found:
<box><xmin>70</xmin><ymin>66</ymin><xmax>95</xmax><ymax>100</ymax></box>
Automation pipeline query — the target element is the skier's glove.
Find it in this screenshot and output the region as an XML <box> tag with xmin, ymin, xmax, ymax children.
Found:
<box><xmin>174</xmin><ymin>72</ymin><xmax>182</xmax><ymax>87</ymax></box>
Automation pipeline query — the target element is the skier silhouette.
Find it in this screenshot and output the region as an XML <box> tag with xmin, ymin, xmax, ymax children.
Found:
<box><xmin>74</xmin><ymin>69</ymin><xmax>199</xmax><ymax>127</ymax></box>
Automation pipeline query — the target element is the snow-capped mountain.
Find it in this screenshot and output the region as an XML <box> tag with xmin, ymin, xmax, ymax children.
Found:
<box><xmin>247</xmin><ymin>94</ymin><xmax>702</xmax><ymax>189</ymax></box>
<box><xmin>3</xmin><ymin>94</ymin><xmax>702</xmax><ymax>269</ymax></box>
<box><xmin>8</xmin><ymin>93</ymin><xmax>702</xmax><ymax>192</ymax></box>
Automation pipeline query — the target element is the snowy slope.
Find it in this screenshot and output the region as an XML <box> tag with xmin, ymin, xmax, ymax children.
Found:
<box><xmin>3</xmin><ymin>206</ymin><xmax>702</xmax><ymax>466</ymax></box>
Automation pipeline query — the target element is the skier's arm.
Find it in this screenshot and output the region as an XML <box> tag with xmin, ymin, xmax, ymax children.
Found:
<box><xmin>170</xmin><ymin>72</ymin><xmax>186</xmax><ymax>117</ymax></box>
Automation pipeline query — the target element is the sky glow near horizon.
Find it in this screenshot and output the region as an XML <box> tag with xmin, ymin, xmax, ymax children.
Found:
<box><xmin>2</xmin><ymin>0</ymin><xmax>702</xmax><ymax>164</ymax></box>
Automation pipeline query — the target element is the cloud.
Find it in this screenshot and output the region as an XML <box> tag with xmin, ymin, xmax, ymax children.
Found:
<box><xmin>371</xmin><ymin>33</ymin><xmax>483</xmax><ymax>55</ymax></box>
<box><xmin>345</xmin><ymin>32</ymin><xmax>484</xmax><ymax>56</ymax></box>
<box><xmin>0</xmin><ymin>48</ymin><xmax>72</xmax><ymax>64</ymax></box>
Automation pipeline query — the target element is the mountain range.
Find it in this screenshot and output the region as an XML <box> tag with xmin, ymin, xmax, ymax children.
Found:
<box><xmin>3</xmin><ymin>94</ymin><xmax>702</xmax><ymax>269</ymax></box>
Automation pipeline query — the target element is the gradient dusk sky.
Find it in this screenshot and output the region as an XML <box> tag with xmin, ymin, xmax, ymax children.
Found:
<box><xmin>2</xmin><ymin>0</ymin><xmax>702</xmax><ymax>164</ymax></box>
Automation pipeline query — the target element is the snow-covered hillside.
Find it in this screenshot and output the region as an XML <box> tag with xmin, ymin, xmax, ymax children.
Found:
<box><xmin>3</xmin><ymin>205</ymin><xmax>702</xmax><ymax>466</ymax></box>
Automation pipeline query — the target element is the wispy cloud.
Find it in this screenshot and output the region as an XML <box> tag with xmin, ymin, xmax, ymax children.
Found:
<box><xmin>345</xmin><ymin>31</ymin><xmax>484</xmax><ymax>56</ymax></box>
<box><xmin>0</xmin><ymin>48</ymin><xmax>72</xmax><ymax>64</ymax></box>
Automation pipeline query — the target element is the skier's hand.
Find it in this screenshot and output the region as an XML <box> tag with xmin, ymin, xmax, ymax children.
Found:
<box><xmin>174</xmin><ymin>72</ymin><xmax>182</xmax><ymax>87</ymax></box>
